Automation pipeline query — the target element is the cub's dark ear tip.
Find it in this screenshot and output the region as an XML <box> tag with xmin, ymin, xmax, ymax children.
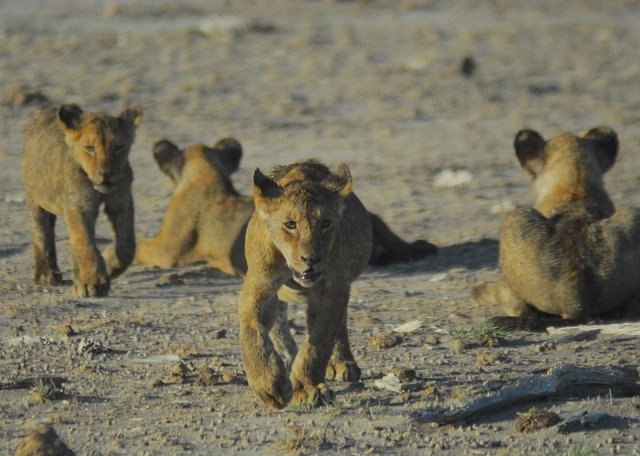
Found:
<box><xmin>58</xmin><ymin>104</ymin><xmax>84</xmax><ymax>129</ymax></box>
<box><xmin>514</xmin><ymin>129</ymin><xmax>544</xmax><ymax>146</ymax></box>
<box><xmin>152</xmin><ymin>139</ymin><xmax>178</xmax><ymax>156</ymax></box>
<box><xmin>585</xmin><ymin>125</ymin><xmax>618</xmax><ymax>147</ymax></box>
<box><xmin>214</xmin><ymin>138</ymin><xmax>242</xmax><ymax>153</ymax></box>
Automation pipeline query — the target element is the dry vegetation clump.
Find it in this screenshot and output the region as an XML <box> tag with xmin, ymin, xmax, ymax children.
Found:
<box><xmin>368</xmin><ymin>332</ymin><xmax>403</xmax><ymax>350</ymax></box>
<box><xmin>514</xmin><ymin>407</ymin><xmax>562</xmax><ymax>433</ymax></box>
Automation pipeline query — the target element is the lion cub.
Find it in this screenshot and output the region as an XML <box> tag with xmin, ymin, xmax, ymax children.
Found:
<box><xmin>238</xmin><ymin>160</ymin><xmax>372</xmax><ymax>409</ymax></box>
<box><xmin>23</xmin><ymin>104</ymin><xmax>142</xmax><ymax>297</ymax></box>
<box><xmin>473</xmin><ymin>126</ymin><xmax>640</xmax><ymax>327</ymax></box>
<box><xmin>135</xmin><ymin>138</ymin><xmax>436</xmax><ymax>273</ymax></box>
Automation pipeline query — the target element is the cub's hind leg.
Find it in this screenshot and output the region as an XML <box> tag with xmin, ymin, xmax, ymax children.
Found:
<box><xmin>27</xmin><ymin>199</ymin><xmax>62</xmax><ymax>285</ymax></box>
<box><xmin>472</xmin><ymin>275</ymin><xmax>529</xmax><ymax>317</ymax></box>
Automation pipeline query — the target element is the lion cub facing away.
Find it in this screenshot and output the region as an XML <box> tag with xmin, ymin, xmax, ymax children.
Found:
<box><xmin>473</xmin><ymin>126</ymin><xmax>640</xmax><ymax>327</ymax></box>
<box><xmin>135</xmin><ymin>138</ymin><xmax>436</xmax><ymax>273</ymax></box>
<box><xmin>238</xmin><ymin>160</ymin><xmax>372</xmax><ymax>409</ymax></box>
<box><xmin>23</xmin><ymin>104</ymin><xmax>142</xmax><ymax>297</ymax></box>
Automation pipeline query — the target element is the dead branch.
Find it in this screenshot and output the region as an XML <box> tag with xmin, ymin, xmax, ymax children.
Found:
<box><xmin>413</xmin><ymin>365</ymin><xmax>640</xmax><ymax>425</ymax></box>
<box><xmin>547</xmin><ymin>322</ymin><xmax>640</xmax><ymax>337</ymax></box>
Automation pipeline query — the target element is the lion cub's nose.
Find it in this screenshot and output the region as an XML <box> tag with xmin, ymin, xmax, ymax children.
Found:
<box><xmin>301</xmin><ymin>255</ymin><xmax>321</xmax><ymax>269</ymax></box>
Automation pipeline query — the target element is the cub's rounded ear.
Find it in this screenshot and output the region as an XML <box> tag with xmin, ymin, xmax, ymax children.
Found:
<box><xmin>252</xmin><ymin>168</ymin><xmax>281</xmax><ymax>199</ymax></box>
<box><xmin>584</xmin><ymin>125</ymin><xmax>618</xmax><ymax>173</ymax></box>
<box><xmin>58</xmin><ymin>104</ymin><xmax>84</xmax><ymax>131</ymax></box>
<box><xmin>152</xmin><ymin>140</ymin><xmax>184</xmax><ymax>184</ymax></box>
<box><xmin>120</xmin><ymin>103</ymin><xmax>143</xmax><ymax>127</ymax></box>
<box><xmin>333</xmin><ymin>163</ymin><xmax>353</xmax><ymax>197</ymax></box>
<box><xmin>212</xmin><ymin>138</ymin><xmax>243</xmax><ymax>176</ymax></box>
<box><xmin>514</xmin><ymin>129</ymin><xmax>546</xmax><ymax>177</ymax></box>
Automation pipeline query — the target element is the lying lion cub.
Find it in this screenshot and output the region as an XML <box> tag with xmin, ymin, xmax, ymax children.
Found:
<box><xmin>23</xmin><ymin>103</ymin><xmax>142</xmax><ymax>297</ymax></box>
<box><xmin>135</xmin><ymin>139</ymin><xmax>436</xmax><ymax>274</ymax></box>
<box><xmin>239</xmin><ymin>160</ymin><xmax>372</xmax><ymax>409</ymax></box>
<box><xmin>473</xmin><ymin>126</ymin><xmax>640</xmax><ymax>328</ymax></box>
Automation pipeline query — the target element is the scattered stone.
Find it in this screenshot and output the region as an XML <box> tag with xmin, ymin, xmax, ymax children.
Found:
<box><xmin>213</xmin><ymin>329</ymin><xmax>227</xmax><ymax>339</ymax></box>
<box><xmin>4</xmin><ymin>192</ymin><xmax>25</xmax><ymax>204</ymax></box>
<box><xmin>368</xmin><ymin>332</ymin><xmax>402</xmax><ymax>350</ymax></box>
<box><xmin>393</xmin><ymin>320</ymin><xmax>422</xmax><ymax>334</ymax></box>
<box><xmin>514</xmin><ymin>408</ymin><xmax>562</xmax><ymax>433</ymax></box>
<box><xmin>490</xmin><ymin>200</ymin><xmax>516</xmax><ymax>214</ymax></box>
<box><xmin>15</xmin><ymin>424</ymin><xmax>75</xmax><ymax>456</ymax></box>
<box><xmin>374</xmin><ymin>373</ymin><xmax>404</xmax><ymax>393</ymax></box>
<box><xmin>75</xmin><ymin>338</ymin><xmax>105</xmax><ymax>358</ymax></box>
<box><xmin>528</xmin><ymin>83</ymin><xmax>560</xmax><ymax>95</ymax></box>
<box><xmin>557</xmin><ymin>411</ymin><xmax>608</xmax><ymax>434</ymax></box>
<box><xmin>460</xmin><ymin>56</ymin><xmax>477</xmax><ymax>77</ymax></box>
<box><xmin>533</xmin><ymin>341</ymin><xmax>557</xmax><ymax>353</ymax></box>
<box><xmin>428</xmin><ymin>273</ymin><xmax>449</xmax><ymax>282</ymax></box>
<box><xmin>433</xmin><ymin>169</ymin><xmax>473</xmax><ymax>188</ymax></box>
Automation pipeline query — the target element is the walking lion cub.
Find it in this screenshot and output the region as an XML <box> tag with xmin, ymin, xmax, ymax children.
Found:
<box><xmin>23</xmin><ymin>104</ymin><xmax>142</xmax><ymax>297</ymax></box>
<box><xmin>238</xmin><ymin>160</ymin><xmax>372</xmax><ymax>409</ymax></box>
<box><xmin>473</xmin><ymin>126</ymin><xmax>640</xmax><ymax>328</ymax></box>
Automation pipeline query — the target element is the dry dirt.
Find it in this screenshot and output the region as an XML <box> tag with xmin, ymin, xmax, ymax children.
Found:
<box><xmin>2</xmin><ymin>1</ymin><xmax>640</xmax><ymax>455</ymax></box>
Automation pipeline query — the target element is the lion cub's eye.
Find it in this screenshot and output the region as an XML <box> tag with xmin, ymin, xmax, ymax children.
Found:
<box><xmin>321</xmin><ymin>219</ymin><xmax>332</xmax><ymax>230</ymax></box>
<box><xmin>84</xmin><ymin>145</ymin><xmax>96</xmax><ymax>155</ymax></box>
<box><xmin>283</xmin><ymin>220</ymin><xmax>297</xmax><ymax>230</ymax></box>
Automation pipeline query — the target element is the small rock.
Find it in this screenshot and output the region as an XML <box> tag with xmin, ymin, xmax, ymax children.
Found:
<box><xmin>213</xmin><ymin>329</ymin><xmax>227</xmax><ymax>339</ymax></box>
<box><xmin>460</xmin><ymin>56</ymin><xmax>476</xmax><ymax>77</ymax></box>
<box><xmin>393</xmin><ymin>320</ymin><xmax>422</xmax><ymax>333</ymax></box>
<box><xmin>433</xmin><ymin>169</ymin><xmax>473</xmax><ymax>188</ymax></box>
<box><xmin>374</xmin><ymin>373</ymin><xmax>404</xmax><ymax>393</ymax></box>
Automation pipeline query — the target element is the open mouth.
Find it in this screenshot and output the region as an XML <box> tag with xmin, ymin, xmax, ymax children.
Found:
<box><xmin>291</xmin><ymin>268</ymin><xmax>323</xmax><ymax>287</ymax></box>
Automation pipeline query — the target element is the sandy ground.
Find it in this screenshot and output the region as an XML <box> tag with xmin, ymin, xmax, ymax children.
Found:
<box><xmin>2</xmin><ymin>0</ymin><xmax>640</xmax><ymax>454</ymax></box>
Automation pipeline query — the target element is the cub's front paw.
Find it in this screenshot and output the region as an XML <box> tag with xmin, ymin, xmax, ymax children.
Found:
<box><xmin>292</xmin><ymin>383</ymin><xmax>334</xmax><ymax>408</ymax></box>
<box><xmin>249</xmin><ymin>369</ymin><xmax>293</xmax><ymax>410</ymax></box>
<box><xmin>34</xmin><ymin>269</ymin><xmax>63</xmax><ymax>286</ymax></box>
<box><xmin>326</xmin><ymin>360</ymin><xmax>361</xmax><ymax>382</ymax></box>
<box><xmin>71</xmin><ymin>277</ymin><xmax>110</xmax><ymax>297</ymax></box>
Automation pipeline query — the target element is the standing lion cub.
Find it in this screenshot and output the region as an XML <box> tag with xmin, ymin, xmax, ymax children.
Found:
<box><xmin>239</xmin><ymin>160</ymin><xmax>372</xmax><ymax>409</ymax></box>
<box><xmin>473</xmin><ymin>126</ymin><xmax>640</xmax><ymax>328</ymax></box>
<box><xmin>23</xmin><ymin>103</ymin><xmax>142</xmax><ymax>297</ymax></box>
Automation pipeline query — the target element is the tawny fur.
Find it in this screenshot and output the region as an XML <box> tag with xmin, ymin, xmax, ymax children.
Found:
<box><xmin>14</xmin><ymin>424</ymin><xmax>75</xmax><ymax>456</ymax></box>
<box><xmin>134</xmin><ymin>138</ymin><xmax>436</xmax><ymax>274</ymax></box>
<box><xmin>472</xmin><ymin>126</ymin><xmax>640</xmax><ymax>327</ymax></box>
<box><xmin>237</xmin><ymin>160</ymin><xmax>372</xmax><ymax>409</ymax></box>
<box><xmin>22</xmin><ymin>103</ymin><xmax>142</xmax><ymax>297</ymax></box>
